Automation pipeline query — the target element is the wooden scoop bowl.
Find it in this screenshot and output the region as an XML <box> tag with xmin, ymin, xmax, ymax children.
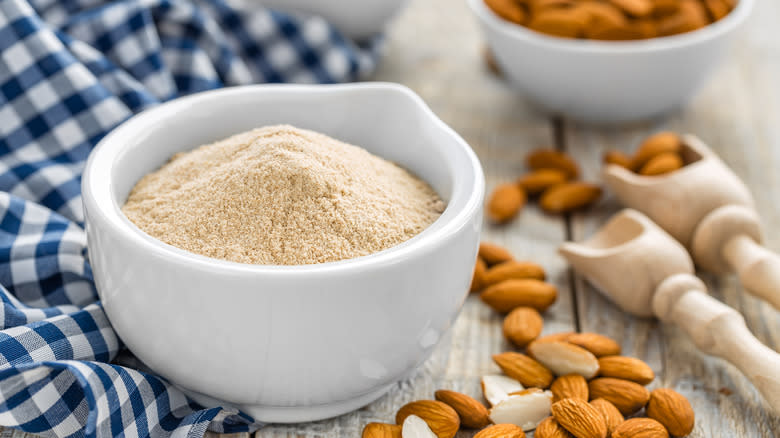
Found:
<box><xmin>560</xmin><ymin>209</ymin><xmax>780</xmax><ymax>414</ymax></box>
<box><xmin>603</xmin><ymin>134</ymin><xmax>780</xmax><ymax>310</ymax></box>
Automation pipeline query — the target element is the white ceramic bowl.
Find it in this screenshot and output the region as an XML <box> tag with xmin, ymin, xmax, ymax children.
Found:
<box><xmin>82</xmin><ymin>83</ymin><xmax>484</xmax><ymax>423</ymax></box>
<box><xmin>467</xmin><ymin>0</ymin><xmax>754</xmax><ymax>123</ymax></box>
<box><xmin>234</xmin><ymin>0</ymin><xmax>409</xmax><ymax>41</ymax></box>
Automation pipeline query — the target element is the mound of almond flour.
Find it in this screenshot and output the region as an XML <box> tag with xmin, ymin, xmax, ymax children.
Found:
<box><xmin>122</xmin><ymin>125</ymin><xmax>446</xmax><ymax>265</ymax></box>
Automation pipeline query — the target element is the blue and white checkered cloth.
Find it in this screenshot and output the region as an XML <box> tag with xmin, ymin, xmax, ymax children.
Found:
<box><xmin>0</xmin><ymin>0</ymin><xmax>382</xmax><ymax>436</ymax></box>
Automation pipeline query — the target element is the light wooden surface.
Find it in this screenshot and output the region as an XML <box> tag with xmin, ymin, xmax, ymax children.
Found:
<box><xmin>4</xmin><ymin>0</ymin><xmax>779</xmax><ymax>437</ymax></box>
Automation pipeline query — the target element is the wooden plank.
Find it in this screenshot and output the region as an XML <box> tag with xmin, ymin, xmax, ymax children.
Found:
<box><xmin>256</xmin><ymin>0</ymin><xmax>577</xmax><ymax>436</ymax></box>
<box><xmin>563</xmin><ymin>0</ymin><xmax>780</xmax><ymax>435</ymax></box>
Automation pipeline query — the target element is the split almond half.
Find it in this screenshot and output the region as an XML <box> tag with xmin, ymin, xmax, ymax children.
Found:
<box><xmin>395</xmin><ymin>400</ymin><xmax>460</xmax><ymax>438</ymax></box>
<box><xmin>473</xmin><ymin>423</ymin><xmax>526</xmax><ymax>438</ymax></box>
<box><xmin>434</xmin><ymin>390</ymin><xmax>490</xmax><ymax>429</ymax></box>
<box><xmin>488</xmin><ymin>390</ymin><xmax>553</xmax><ymax>431</ymax></box>
<box><xmin>588</xmin><ymin>378</ymin><xmax>650</xmax><ymax>416</ymax></box>
<box><xmin>493</xmin><ymin>352</ymin><xmax>555</xmax><ymax>388</ymax></box>
<box><xmin>550</xmin><ymin>374</ymin><xmax>589</xmax><ymax>402</ymax></box>
<box><xmin>401</xmin><ymin>415</ymin><xmax>438</xmax><ymax>438</ymax></box>
<box><xmin>363</xmin><ymin>422</ymin><xmax>402</xmax><ymax>438</ymax></box>
<box><xmin>551</xmin><ymin>398</ymin><xmax>607</xmax><ymax>438</ymax></box>
<box><xmin>527</xmin><ymin>341</ymin><xmax>600</xmax><ymax>379</ymax></box>
<box><xmin>482</xmin><ymin>375</ymin><xmax>525</xmax><ymax>407</ymax></box>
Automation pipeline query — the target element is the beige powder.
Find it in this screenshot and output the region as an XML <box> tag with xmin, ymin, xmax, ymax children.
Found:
<box><xmin>122</xmin><ymin>125</ymin><xmax>445</xmax><ymax>265</ymax></box>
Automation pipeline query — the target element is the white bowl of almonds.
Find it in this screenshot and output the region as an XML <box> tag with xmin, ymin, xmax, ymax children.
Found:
<box><xmin>468</xmin><ymin>0</ymin><xmax>754</xmax><ymax>123</ymax></box>
<box><xmin>82</xmin><ymin>83</ymin><xmax>484</xmax><ymax>423</ymax></box>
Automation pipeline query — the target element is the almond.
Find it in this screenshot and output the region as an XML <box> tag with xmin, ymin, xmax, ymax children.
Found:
<box><xmin>539</xmin><ymin>183</ymin><xmax>602</xmax><ymax>214</ymax></box>
<box><xmin>639</xmin><ymin>152</ymin><xmax>683</xmax><ymax>176</ymax></box>
<box><xmin>479</xmin><ymin>242</ymin><xmax>513</xmax><ymax>266</ymax></box>
<box><xmin>362</xmin><ymin>422</ymin><xmax>402</xmax><ymax>438</ymax></box>
<box><xmin>395</xmin><ymin>400</ymin><xmax>460</xmax><ymax>438</ymax></box>
<box><xmin>527</xmin><ymin>341</ymin><xmax>600</xmax><ymax>379</ymax></box>
<box><xmin>597</xmin><ymin>356</ymin><xmax>655</xmax><ymax>385</ymax></box>
<box><xmin>487</xmin><ymin>183</ymin><xmax>526</xmax><ymax>223</ymax></box>
<box><xmin>608</xmin><ymin>0</ymin><xmax>653</xmax><ymax>17</ymax></box>
<box><xmin>481</xmin><ymin>279</ymin><xmax>558</xmax><ymax>313</ymax></box>
<box><xmin>534</xmin><ymin>332</ymin><xmax>576</xmax><ymax>344</ymax></box>
<box><xmin>646</xmin><ymin>388</ymin><xmax>695</xmax><ymax>436</ymax></box>
<box><xmin>577</xmin><ymin>1</ymin><xmax>627</xmax><ymax>27</ymax></box>
<box><xmin>489</xmin><ymin>390</ymin><xmax>553</xmax><ymax>431</ymax></box>
<box><xmin>518</xmin><ymin>169</ymin><xmax>569</xmax><ymax>195</ymax></box>
<box><xmin>535</xmin><ymin>416</ymin><xmax>574</xmax><ymax>438</ymax></box>
<box><xmin>528</xmin><ymin>9</ymin><xmax>588</xmax><ymax>38</ymax></box>
<box><xmin>567</xmin><ymin>333</ymin><xmax>621</xmax><ymax>357</ymax></box>
<box><xmin>434</xmin><ymin>390</ymin><xmax>491</xmax><ymax>429</ymax></box>
<box><xmin>526</xmin><ymin>149</ymin><xmax>580</xmax><ymax>179</ymax></box>
<box><xmin>551</xmin><ymin>374</ymin><xmax>589</xmax><ymax>402</ymax></box>
<box><xmin>611</xmin><ymin>418</ymin><xmax>669</xmax><ymax>438</ymax></box>
<box><xmin>590</xmin><ymin>398</ymin><xmax>624</xmax><ymax>437</ymax></box>
<box><xmin>401</xmin><ymin>415</ymin><xmax>438</xmax><ymax>438</ymax></box>
<box><xmin>493</xmin><ymin>352</ymin><xmax>555</xmax><ymax>388</ymax></box>
<box><xmin>503</xmin><ymin>307</ymin><xmax>544</xmax><ymax>348</ymax></box>
<box><xmin>602</xmin><ymin>150</ymin><xmax>633</xmax><ymax>169</ymax></box>
<box><xmin>473</xmin><ymin>423</ymin><xmax>527</xmax><ymax>438</ymax></box>
<box><xmin>483</xmin><ymin>260</ymin><xmax>546</xmax><ymax>287</ymax></box>
<box><xmin>551</xmin><ymin>398</ymin><xmax>607</xmax><ymax>438</ymax></box>
<box><xmin>652</xmin><ymin>0</ymin><xmax>681</xmax><ymax>17</ymax></box>
<box><xmin>704</xmin><ymin>0</ymin><xmax>732</xmax><ymax>20</ymax></box>
<box><xmin>587</xmin><ymin>378</ymin><xmax>650</xmax><ymax>415</ymax></box>
<box><xmin>631</xmin><ymin>132</ymin><xmax>681</xmax><ymax>170</ymax></box>
<box><xmin>471</xmin><ymin>257</ymin><xmax>488</xmax><ymax>292</ymax></box>
<box><xmin>482</xmin><ymin>375</ymin><xmax>525</xmax><ymax>407</ymax></box>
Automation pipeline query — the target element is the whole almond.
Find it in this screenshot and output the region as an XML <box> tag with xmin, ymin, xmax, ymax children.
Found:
<box><xmin>526</xmin><ymin>149</ymin><xmax>580</xmax><ymax>179</ymax></box>
<box><xmin>362</xmin><ymin>422</ymin><xmax>402</xmax><ymax>438</ymax></box>
<box><xmin>434</xmin><ymin>390</ymin><xmax>491</xmax><ymax>429</ymax></box>
<box><xmin>528</xmin><ymin>9</ymin><xmax>588</xmax><ymax>38</ymax></box>
<box><xmin>551</xmin><ymin>398</ymin><xmax>607</xmax><ymax>438</ymax></box>
<box><xmin>603</xmin><ymin>150</ymin><xmax>633</xmax><ymax>169</ymax></box>
<box><xmin>588</xmin><ymin>378</ymin><xmax>650</xmax><ymax>415</ymax></box>
<box><xmin>612</xmin><ymin>418</ymin><xmax>669</xmax><ymax>438</ymax></box>
<box><xmin>646</xmin><ymin>388</ymin><xmax>695</xmax><ymax>436</ymax></box>
<box><xmin>631</xmin><ymin>132</ymin><xmax>681</xmax><ymax>170</ymax></box>
<box><xmin>518</xmin><ymin>169</ymin><xmax>569</xmax><ymax>195</ymax></box>
<box><xmin>534</xmin><ymin>332</ymin><xmax>576</xmax><ymax>344</ymax></box>
<box><xmin>535</xmin><ymin>416</ymin><xmax>573</xmax><ymax>438</ymax></box>
<box><xmin>488</xmin><ymin>390</ymin><xmax>554</xmax><ymax>431</ymax></box>
<box><xmin>487</xmin><ymin>183</ymin><xmax>526</xmax><ymax>223</ymax></box>
<box><xmin>471</xmin><ymin>257</ymin><xmax>488</xmax><ymax>292</ymax></box>
<box><xmin>473</xmin><ymin>423</ymin><xmax>527</xmax><ymax>438</ymax></box>
<box><xmin>590</xmin><ymin>398</ymin><xmax>624</xmax><ymax>437</ymax></box>
<box><xmin>483</xmin><ymin>260</ymin><xmax>546</xmax><ymax>287</ymax></box>
<box><xmin>540</xmin><ymin>183</ymin><xmax>602</xmax><ymax>214</ymax></box>
<box><xmin>479</xmin><ymin>242</ymin><xmax>513</xmax><ymax>266</ymax></box>
<box><xmin>551</xmin><ymin>374</ymin><xmax>589</xmax><ymax>402</ymax></box>
<box><xmin>493</xmin><ymin>352</ymin><xmax>555</xmax><ymax>388</ymax></box>
<box><xmin>482</xmin><ymin>375</ymin><xmax>525</xmax><ymax>407</ymax></box>
<box><xmin>597</xmin><ymin>356</ymin><xmax>655</xmax><ymax>385</ymax></box>
<box><xmin>395</xmin><ymin>400</ymin><xmax>460</xmax><ymax>438</ymax></box>
<box><xmin>704</xmin><ymin>0</ymin><xmax>732</xmax><ymax>20</ymax></box>
<box><xmin>481</xmin><ymin>279</ymin><xmax>558</xmax><ymax>313</ymax></box>
<box><xmin>577</xmin><ymin>1</ymin><xmax>627</xmax><ymax>27</ymax></box>
<box><xmin>503</xmin><ymin>307</ymin><xmax>544</xmax><ymax>348</ymax></box>
<box><xmin>639</xmin><ymin>152</ymin><xmax>683</xmax><ymax>176</ymax></box>
<box><xmin>567</xmin><ymin>333</ymin><xmax>621</xmax><ymax>357</ymax></box>
<box><xmin>527</xmin><ymin>341</ymin><xmax>600</xmax><ymax>379</ymax></box>
<box><xmin>608</xmin><ymin>0</ymin><xmax>653</xmax><ymax>17</ymax></box>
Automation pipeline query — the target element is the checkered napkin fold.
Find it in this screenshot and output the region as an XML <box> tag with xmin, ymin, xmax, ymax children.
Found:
<box><xmin>0</xmin><ymin>0</ymin><xmax>382</xmax><ymax>436</ymax></box>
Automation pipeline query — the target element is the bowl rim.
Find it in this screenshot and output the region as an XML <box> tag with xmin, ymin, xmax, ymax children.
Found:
<box><xmin>82</xmin><ymin>82</ymin><xmax>485</xmax><ymax>274</ymax></box>
<box><xmin>467</xmin><ymin>0</ymin><xmax>754</xmax><ymax>54</ymax></box>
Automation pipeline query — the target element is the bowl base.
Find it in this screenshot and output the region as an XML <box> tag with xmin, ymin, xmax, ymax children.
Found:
<box><xmin>179</xmin><ymin>382</ymin><xmax>395</xmax><ymax>424</ymax></box>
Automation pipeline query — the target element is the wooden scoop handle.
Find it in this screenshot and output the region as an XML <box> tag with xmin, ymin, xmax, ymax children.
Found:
<box><xmin>653</xmin><ymin>274</ymin><xmax>780</xmax><ymax>415</ymax></box>
<box><xmin>723</xmin><ymin>234</ymin><xmax>780</xmax><ymax>311</ymax></box>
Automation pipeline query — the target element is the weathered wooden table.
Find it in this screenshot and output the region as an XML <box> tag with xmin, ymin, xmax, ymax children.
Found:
<box><xmin>4</xmin><ymin>0</ymin><xmax>779</xmax><ymax>437</ymax></box>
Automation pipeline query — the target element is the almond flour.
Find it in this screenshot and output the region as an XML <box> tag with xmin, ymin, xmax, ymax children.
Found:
<box><xmin>122</xmin><ymin>125</ymin><xmax>445</xmax><ymax>265</ymax></box>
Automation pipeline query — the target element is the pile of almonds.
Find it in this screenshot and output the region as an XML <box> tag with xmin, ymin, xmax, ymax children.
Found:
<box><xmin>603</xmin><ymin>131</ymin><xmax>686</xmax><ymax>176</ymax></box>
<box><xmin>363</xmin><ymin>242</ymin><xmax>696</xmax><ymax>438</ymax></box>
<box><xmin>486</xmin><ymin>148</ymin><xmax>602</xmax><ymax>224</ymax></box>
<box><xmin>484</xmin><ymin>0</ymin><xmax>737</xmax><ymax>41</ymax></box>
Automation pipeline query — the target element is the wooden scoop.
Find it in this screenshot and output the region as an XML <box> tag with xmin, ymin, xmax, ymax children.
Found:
<box><xmin>603</xmin><ymin>134</ymin><xmax>780</xmax><ymax>310</ymax></box>
<box><xmin>560</xmin><ymin>209</ymin><xmax>780</xmax><ymax>414</ymax></box>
